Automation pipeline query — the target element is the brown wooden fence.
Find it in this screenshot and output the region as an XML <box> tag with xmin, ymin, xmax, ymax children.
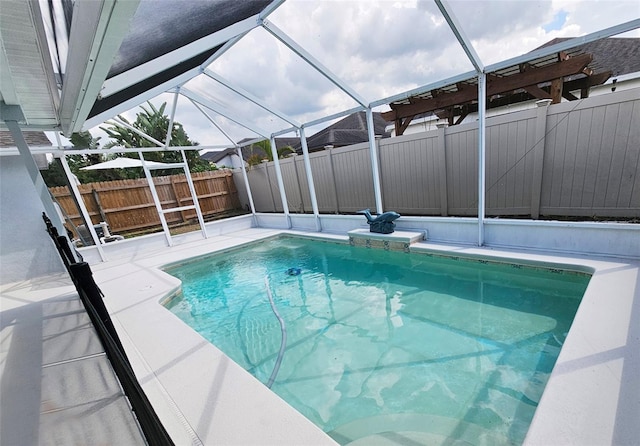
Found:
<box><xmin>50</xmin><ymin>170</ymin><xmax>241</xmax><ymax>234</ymax></box>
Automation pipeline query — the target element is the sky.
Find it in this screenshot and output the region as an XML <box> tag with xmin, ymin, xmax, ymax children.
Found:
<box><xmin>76</xmin><ymin>0</ymin><xmax>640</xmax><ymax>150</ymax></box>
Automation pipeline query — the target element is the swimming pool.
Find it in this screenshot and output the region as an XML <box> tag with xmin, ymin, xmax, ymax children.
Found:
<box><xmin>164</xmin><ymin>236</ymin><xmax>590</xmax><ymax>445</ymax></box>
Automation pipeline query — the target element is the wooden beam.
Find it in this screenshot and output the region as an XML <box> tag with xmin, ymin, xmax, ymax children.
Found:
<box><xmin>550</xmin><ymin>78</ymin><xmax>563</xmax><ymax>103</ymax></box>
<box><xmin>382</xmin><ymin>53</ymin><xmax>593</xmax><ymax>121</ymax></box>
<box><xmin>523</xmin><ymin>85</ymin><xmax>552</xmax><ymax>99</ymax></box>
<box><xmin>562</xmin><ymin>90</ymin><xmax>580</xmax><ymax>101</ymax></box>
<box><xmin>395</xmin><ymin>116</ymin><xmax>414</xmax><ymax>135</ymax></box>
<box><xmin>394</xmin><ymin>119</ymin><xmax>402</xmax><ymax>136</ymax></box>
<box><xmin>454</xmin><ymin>111</ymin><xmax>467</xmax><ymax>125</ymax></box>
<box><xmin>564</xmin><ymin>71</ymin><xmax>612</xmax><ymax>92</ymax></box>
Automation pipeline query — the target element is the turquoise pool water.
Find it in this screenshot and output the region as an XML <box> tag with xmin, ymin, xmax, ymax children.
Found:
<box><xmin>164</xmin><ymin>236</ymin><xmax>590</xmax><ymax>445</ymax></box>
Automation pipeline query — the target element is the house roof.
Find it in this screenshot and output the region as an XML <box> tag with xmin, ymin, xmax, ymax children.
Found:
<box><xmin>292</xmin><ymin>111</ymin><xmax>390</xmax><ymax>152</ymax></box>
<box><xmin>0</xmin><ymin>131</ymin><xmax>51</xmax><ymax>169</ymax></box>
<box><xmin>535</xmin><ymin>37</ymin><xmax>640</xmax><ymax>78</ymax></box>
<box><xmin>0</xmin><ymin>131</ymin><xmax>51</xmax><ymax>148</ymax></box>
<box><xmin>200</xmin><ymin>137</ymin><xmax>299</xmax><ymax>162</ymax></box>
<box><xmin>200</xmin><ymin>147</ymin><xmax>237</xmax><ymax>163</ymax></box>
<box><xmin>200</xmin><ymin>112</ymin><xmax>391</xmax><ymax>162</ymax></box>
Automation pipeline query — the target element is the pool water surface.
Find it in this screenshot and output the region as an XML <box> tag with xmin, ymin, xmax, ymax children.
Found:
<box><xmin>164</xmin><ymin>236</ymin><xmax>590</xmax><ymax>445</ymax></box>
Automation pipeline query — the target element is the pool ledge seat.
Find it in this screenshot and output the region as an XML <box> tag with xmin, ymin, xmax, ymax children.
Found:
<box><xmin>348</xmin><ymin>229</ymin><xmax>426</xmax><ymax>252</ymax></box>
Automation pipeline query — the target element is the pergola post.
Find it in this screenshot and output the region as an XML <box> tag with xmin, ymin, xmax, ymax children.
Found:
<box><xmin>365</xmin><ymin>108</ymin><xmax>384</xmax><ymax>214</ymax></box>
<box><xmin>299</xmin><ymin>127</ymin><xmax>321</xmax><ymax>231</ymax></box>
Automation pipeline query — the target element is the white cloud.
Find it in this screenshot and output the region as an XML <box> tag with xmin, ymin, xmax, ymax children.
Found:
<box><xmin>89</xmin><ymin>0</ymin><xmax>639</xmax><ymax>147</ymax></box>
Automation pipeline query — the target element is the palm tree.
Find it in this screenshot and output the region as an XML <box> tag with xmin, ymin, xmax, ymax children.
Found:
<box><xmin>99</xmin><ymin>101</ymin><xmax>213</xmax><ymax>176</ymax></box>
<box><xmin>247</xmin><ymin>139</ymin><xmax>295</xmax><ymax>166</ymax></box>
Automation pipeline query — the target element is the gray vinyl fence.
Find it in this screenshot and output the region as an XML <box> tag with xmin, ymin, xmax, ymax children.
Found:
<box><xmin>233</xmin><ymin>88</ymin><xmax>640</xmax><ymax>219</ymax></box>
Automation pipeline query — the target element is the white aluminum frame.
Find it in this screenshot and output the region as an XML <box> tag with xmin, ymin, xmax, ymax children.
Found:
<box><xmin>188</xmin><ymin>99</ymin><xmax>257</xmax><ymax>216</ymax></box>
<box><xmin>60</xmin><ymin>0</ymin><xmax>140</xmax><ymax>135</ymax></box>
<box><xmin>23</xmin><ymin>0</ymin><xmax>637</xmax><ymax>259</ymax></box>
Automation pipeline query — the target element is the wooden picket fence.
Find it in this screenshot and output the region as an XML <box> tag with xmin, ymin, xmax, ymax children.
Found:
<box><xmin>50</xmin><ymin>170</ymin><xmax>242</xmax><ymax>235</ymax></box>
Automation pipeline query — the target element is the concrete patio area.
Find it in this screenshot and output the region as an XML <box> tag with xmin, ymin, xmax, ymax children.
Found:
<box><xmin>0</xmin><ymin>272</ymin><xmax>146</xmax><ymax>445</ymax></box>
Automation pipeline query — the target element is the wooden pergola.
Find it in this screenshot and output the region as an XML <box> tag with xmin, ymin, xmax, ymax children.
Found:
<box><xmin>383</xmin><ymin>50</ymin><xmax>612</xmax><ymax>135</ymax></box>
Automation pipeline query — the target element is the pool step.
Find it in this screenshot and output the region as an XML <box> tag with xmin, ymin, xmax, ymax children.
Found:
<box><xmin>348</xmin><ymin>229</ymin><xmax>426</xmax><ymax>252</ymax></box>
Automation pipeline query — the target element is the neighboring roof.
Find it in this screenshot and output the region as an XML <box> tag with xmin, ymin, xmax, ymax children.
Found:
<box><xmin>273</xmin><ymin>137</ymin><xmax>299</xmax><ymax>149</ymax></box>
<box><xmin>292</xmin><ymin>111</ymin><xmax>390</xmax><ymax>152</ymax></box>
<box><xmin>201</xmin><ymin>113</ymin><xmax>391</xmax><ymax>162</ymax></box>
<box><xmin>0</xmin><ymin>131</ymin><xmax>51</xmax><ymax>169</ymax></box>
<box><xmin>535</xmin><ymin>37</ymin><xmax>640</xmax><ymax>78</ymax></box>
<box><xmin>200</xmin><ymin>137</ymin><xmax>298</xmax><ymax>162</ymax></box>
<box><xmin>0</xmin><ymin>131</ymin><xmax>51</xmax><ymax>148</ymax></box>
<box><xmin>200</xmin><ymin>147</ymin><xmax>237</xmax><ymax>163</ymax></box>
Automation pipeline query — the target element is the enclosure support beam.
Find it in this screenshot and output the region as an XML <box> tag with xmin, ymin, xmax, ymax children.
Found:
<box><xmin>269</xmin><ymin>136</ymin><xmax>291</xmax><ymax>228</ymax></box>
<box><xmin>261</xmin><ymin>19</ymin><xmax>368</xmax><ymax>107</ymax></box>
<box><xmin>366</xmin><ymin>108</ymin><xmax>384</xmax><ymax>214</ymax></box>
<box><xmin>436</xmin><ymin>123</ymin><xmax>449</xmax><ymax>217</ymax></box>
<box><xmin>204</xmin><ymin>70</ymin><xmax>301</xmax><ymax>128</ymax></box>
<box><xmin>5</xmin><ymin>120</ymin><xmax>64</xmax><ymax>234</ymax></box>
<box><xmin>164</xmin><ymin>88</ymin><xmax>180</xmax><ymax>148</ymax></box>
<box><xmin>188</xmin><ymin>98</ymin><xmax>257</xmax><ymax>216</ymax></box>
<box><xmin>477</xmin><ymin>73</ymin><xmax>487</xmax><ymax>246</ymax></box>
<box><xmin>531</xmin><ymin>99</ymin><xmax>552</xmax><ymax>218</ymax></box>
<box><xmin>4</xmin><ymin>119</ymin><xmax>64</xmax><ymax>235</ymax></box>
<box><xmin>236</xmin><ymin>146</ymin><xmax>257</xmax><ymax>216</ymax></box>
<box><xmin>139</xmin><ymin>152</ymin><xmax>173</xmax><ymax>246</ymax></box>
<box><xmin>179</xmin><ymin>150</ymin><xmax>208</xmax><ymax>239</ymax></box>
<box><xmin>57</xmin><ymin>141</ymin><xmax>106</xmax><ymax>261</ymax></box>
<box><xmin>299</xmin><ymin>127</ymin><xmax>321</xmax><ymax>231</ymax></box>
<box><xmin>436</xmin><ymin>0</ymin><xmax>484</xmax><ymax>73</ymax></box>
<box><xmin>181</xmin><ymin>88</ymin><xmax>270</xmax><ymax>138</ymax></box>
<box><xmin>111</xmin><ymin>116</ymin><xmax>164</xmax><ymax>148</ymax></box>
<box><xmin>4</xmin><ymin>118</ymin><xmax>88</xmax><ymax>260</ymax></box>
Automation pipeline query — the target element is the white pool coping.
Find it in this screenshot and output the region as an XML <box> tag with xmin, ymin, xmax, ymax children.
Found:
<box><xmin>88</xmin><ymin>228</ymin><xmax>639</xmax><ymax>445</ymax></box>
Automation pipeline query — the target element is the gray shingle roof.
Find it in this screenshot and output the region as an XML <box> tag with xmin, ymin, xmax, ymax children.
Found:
<box><xmin>199</xmin><ymin>137</ymin><xmax>300</xmax><ymax>162</ymax></box>
<box><xmin>0</xmin><ymin>131</ymin><xmax>52</xmax><ymax>148</ymax></box>
<box><xmin>291</xmin><ymin>111</ymin><xmax>390</xmax><ymax>152</ymax></box>
<box><xmin>199</xmin><ymin>112</ymin><xmax>391</xmax><ymax>164</ymax></box>
<box><xmin>200</xmin><ymin>147</ymin><xmax>236</xmax><ymax>163</ymax></box>
<box><xmin>535</xmin><ymin>37</ymin><xmax>640</xmax><ymax>78</ymax></box>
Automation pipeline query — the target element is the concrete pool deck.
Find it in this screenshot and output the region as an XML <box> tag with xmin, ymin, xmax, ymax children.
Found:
<box><xmin>83</xmin><ymin>227</ymin><xmax>638</xmax><ymax>445</ymax></box>
<box><xmin>0</xmin><ymin>272</ymin><xmax>147</xmax><ymax>445</ymax></box>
